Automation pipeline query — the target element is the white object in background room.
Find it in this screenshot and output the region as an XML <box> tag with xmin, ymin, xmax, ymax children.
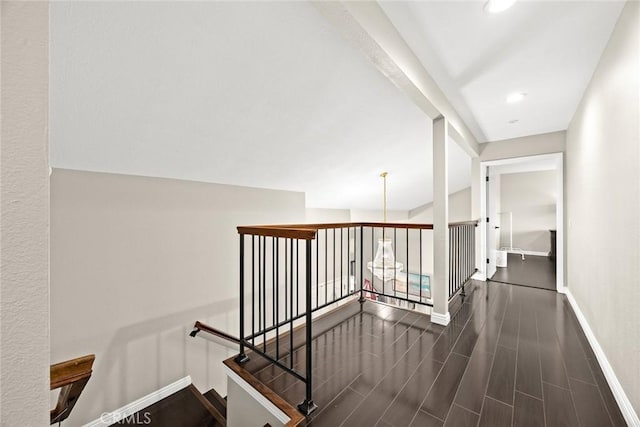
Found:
<box><xmin>498</xmin><ymin>211</ymin><xmax>525</xmax><ymax>260</ymax></box>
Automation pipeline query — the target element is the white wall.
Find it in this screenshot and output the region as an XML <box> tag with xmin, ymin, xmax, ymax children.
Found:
<box><xmin>0</xmin><ymin>2</ymin><xmax>51</xmax><ymax>425</ymax></box>
<box><xmin>480</xmin><ymin>131</ymin><xmax>566</xmax><ymax>161</ymax></box>
<box><xmin>305</xmin><ymin>208</ymin><xmax>350</xmax><ymax>223</ymax></box>
<box><xmin>499</xmin><ymin>171</ymin><xmax>557</xmax><ymax>253</ymax></box>
<box><xmin>408</xmin><ymin>187</ymin><xmax>472</xmax><ymax>223</ymax></box>
<box><xmin>566</xmin><ymin>1</ymin><xmax>640</xmax><ymax>419</ymax></box>
<box><xmin>50</xmin><ymin>169</ymin><xmax>306</xmax><ymax>425</ymax></box>
<box><xmin>349</xmin><ymin>209</ymin><xmax>409</xmax><ymax>222</ymax></box>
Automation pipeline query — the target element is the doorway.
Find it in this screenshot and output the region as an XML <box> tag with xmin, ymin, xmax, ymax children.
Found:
<box><xmin>482</xmin><ymin>153</ymin><xmax>564</xmax><ymax>292</ymax></box>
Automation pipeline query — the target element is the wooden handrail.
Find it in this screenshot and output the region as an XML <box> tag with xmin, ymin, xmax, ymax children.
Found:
<box><xmin>237</xmin><ymin>220</ymin><xmax>479</xmax><ymax>239</ymax></box>
<box><xmin>190</xmin><ymin>321</ymin><xmax>241</xmax><ymax>344</ymax></box>
<box><xmin>50</xmin><ymin>354</ymin><xmax>95</xmax><ymax>424</ymax></box>
<box><xmin>237</xmin><ymin>226</ymin><xmax>317</xmax><ymax>240</ymax></box>
<box><xmin>448</xmin><ymin>220</ymin><xmax>480</xmax><ymax>227</ymax></box>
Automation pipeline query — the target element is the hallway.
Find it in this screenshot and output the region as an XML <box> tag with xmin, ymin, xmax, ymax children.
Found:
<box><xmin>250</xmin><ymin>281</ymin><xmax>625</xmax><ymax>426</ymax></box>
<box><xmin>490</xmin><ymin>253</ymin><xmax>557</xmax><ymax>291</ymax></box>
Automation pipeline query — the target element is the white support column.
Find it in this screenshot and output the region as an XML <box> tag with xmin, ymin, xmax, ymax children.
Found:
<box><xmin>471</xmin><ymin>157</ymin><xmax>485</xmax><ymax>280</ymax></box>
<box><xmin>431</xmin><ymin>116</ymin><xmax>450</xmax><ymax>326</ymax></box>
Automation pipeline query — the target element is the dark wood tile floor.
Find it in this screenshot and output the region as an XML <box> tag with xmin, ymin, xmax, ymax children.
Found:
<box><xmin>490</xmin><ymin>254</ymin><xmax>556</xmax><ymax>291</ymax></box>
<box><xmin>248</xmin><ymin>281</ymin><xmax>626</xmax><ymax>426</ymax></box>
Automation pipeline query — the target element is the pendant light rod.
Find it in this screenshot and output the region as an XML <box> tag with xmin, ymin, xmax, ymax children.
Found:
<box><xmin>380</xmin><ymin>172</ymin><xmax>388</xmax><ymax>223</ymax></box>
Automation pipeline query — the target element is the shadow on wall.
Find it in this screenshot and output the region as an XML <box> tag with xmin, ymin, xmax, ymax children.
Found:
<box><xmin>90</xmin><ymin>297</ymin><xmax>238</xmax><ymax>422</ymax></box>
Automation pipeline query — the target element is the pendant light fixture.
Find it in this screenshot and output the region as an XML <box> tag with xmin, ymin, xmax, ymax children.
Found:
<box><xmin>367</xmin><ymin>172</ymin><xmax>403</xmax><ymax>282</ymax></box>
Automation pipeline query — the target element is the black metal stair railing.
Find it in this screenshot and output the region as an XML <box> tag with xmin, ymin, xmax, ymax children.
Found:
<box><xmin>448</xmin><ymin>221</ymin><xmax>478</xmax><ymax>300</ymax></box>
<box><xmin>231</xmin><ymin>220</ymin><xmax>477</xmax><ymax>416</ymax></box>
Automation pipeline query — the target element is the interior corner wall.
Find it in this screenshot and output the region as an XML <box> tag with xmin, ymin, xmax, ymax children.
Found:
<box><xmin>0</xmin><ymin>2</ymin><xmax>51</xmax><ymax>425</ymax></box>
<box><xmin>499</xmin><ymin>171</ymin><xmax>557</xmax><ymax>253</ymax></box>
<box><xmin>408</xmin><ymin>187</ymin><xmax>472</xmax><ymax>223</ymax></box>
<box><xmin>566</xmin><ymin>0</ymin><xmax>640</xmax><ymax>417</ymax></box>
<box><xmin>50</xmin><ymin>169</ymin><xmax>306</xmax><ymax>425</ymax></box>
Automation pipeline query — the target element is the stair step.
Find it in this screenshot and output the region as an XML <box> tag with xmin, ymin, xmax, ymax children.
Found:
<box><xmin>203</xmin><ymin>388</ymin><xmax>227</xmax><ymax>419</ymax></box>
<box><xmin>110</xmin><ymin>385</ymin><xmax>224</xmax><ymax>427</ymax></box>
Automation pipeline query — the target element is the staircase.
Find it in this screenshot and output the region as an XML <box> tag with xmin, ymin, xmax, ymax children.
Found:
<box><xmin>112</xmin><ymin>384</ymin><xmax>227</xmax><ymax>427</ymax></box>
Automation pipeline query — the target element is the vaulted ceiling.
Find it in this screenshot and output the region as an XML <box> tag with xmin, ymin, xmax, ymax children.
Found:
<box><xmin>49</xmin><ymin>1</ymin><xmax>624</xmax><ymax>210</ymax></box>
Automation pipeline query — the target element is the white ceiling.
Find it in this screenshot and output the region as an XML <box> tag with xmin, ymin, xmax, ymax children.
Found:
<box><xmin>50</xmin><ymin>1</ymin><xmax>622</xmax><ymax>211</ymax></box>
<box><xmin>380</xmin><ymin>1</ymin><xmax>625</xmax><ymax>142</ymax></box>
<box><xmin>50</xmin><ymin>1</ymin><xmax>472</xmax><ymax>211</ymax></box>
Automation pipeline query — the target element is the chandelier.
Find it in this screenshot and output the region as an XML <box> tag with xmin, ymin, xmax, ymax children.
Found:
<box><xmin>367</xmin><ymin>172</ymin><xmax>403</xmax><ymax>281</ymax></box>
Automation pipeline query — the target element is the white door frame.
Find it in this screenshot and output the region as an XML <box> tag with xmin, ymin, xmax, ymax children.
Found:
<box><xmin>479</xmin><ymin>152</ymin><xmax>565</xmax><ymax>293</ymax></box>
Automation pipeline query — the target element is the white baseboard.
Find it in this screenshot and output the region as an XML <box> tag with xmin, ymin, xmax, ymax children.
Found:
<box><xmin>430</xmin><ymin>311</ymin><xmax>450</xmax><ymax>326</ymax></box>
<box><xmin>83</xmin><ymin>376</ymin><xmax>192</xmax><ymax>427</ymax></box>
<box><xmin>565</xmin><ymin>290</ymin><xmax>639</xmax><ymax>426</ymax></box>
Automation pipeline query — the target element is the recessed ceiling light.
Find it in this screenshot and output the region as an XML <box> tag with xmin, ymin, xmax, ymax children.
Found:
<box><xmin>508</xmin><ymin>119</ymin><xmax>519</xmax><ymax>124</ymax></box>
<box><xmin>484</xmin><ymin>0</ymin><xmax>517</xmax><ymax>14</ymax></box>
<box><xmin>506</xmin><ymin>92</ymin><xmax>527</xmax><ymax>103</ymax></box>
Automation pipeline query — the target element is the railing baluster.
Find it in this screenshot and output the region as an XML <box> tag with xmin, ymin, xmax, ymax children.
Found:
<box><xmin>258</xmin><ymin>236</ymin><xmax>262</xmax><ymax>346</ymax></box>
<box><xmin>333</xmin><ymin>228</ymin><xmax>336</xmax><ymax>304</ymax></box>
<box><xmin>406</xmin><ymin>228</ymin><xmax>409</xmax><ymax>301</ymax></box>
<box><xmin>252</xmin><ymin>235</ymin><xmax>255</xmax><ymax>347</ymax></box>
<box><xmin>316</xmin><ymin>231</ymin><xmax>319</xmax><ymax>310</ymax></box>
<box><xmin>419</xmin><ymin>229</ymin><xmax>423</xmax><ymax>301</ymax></box>
<box><xmin>231</xmin><ymin>220</ymin><xmax>478</xmax><ymax>416</ymax></box>
<box><xmin>263</xmin><ymin>236</ymin><xmax>267</xmax><ymax>352</ymax></box>
<box><xmin>298</xmin><ymin>240</ymin><xmax>317</xmax><ymax>415</ymax></box>
<box><xmin>289</xmin><ymin>238</ymin><xmax>294</xmax><ymax>369</ymax></box>
<box><xmin>325</xmin><ymin>229</ymin><xmax>328</xmax><ymax>306</ymax></box>
<box><xmin>359</xmin><ymin>226</ymin><xmax>365</xmax><ymax>303</ymax></box>
<box><xmin>275</xmin><ymin>238</ymin><xmax>279</xmax><ymax>361</ymax></box>
<box><xmin>235</xmin><ymin>234</ymin><xmax>249</xmax><ymax>364</ymax></box>
<box><xmin>340</xmin><ymin>228</ymin><xmax>343</xmax><ymax>299</ymax></box>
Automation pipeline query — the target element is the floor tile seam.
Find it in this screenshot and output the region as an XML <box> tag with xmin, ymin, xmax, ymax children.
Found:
<box><xmin>534</xmin><ymin>309</ymin><xmax>549</xmax><ymax>427</ymax></box>
<box><xmin>484</xmin><ymin>394</ymin><xmax>514</xmax><ymax>408</ymax></box>
<box><xmin>486</xmin><ymin>279</ymin><xmax>556</xmax><ymax>293</ymax></box>
<box><xmin>451</xmin><ymin>294</ymin><xmax>498</xmax><ymax>357</ymax></box>
<box><xmin>310</xmin><ymin>374</ymin><xmax>366</xmax><ymax>424</ymax></box>
<box><xmin>558</xmin><ymin>295</ymin><xmax>597</xmax><ymax>385</ymax></box>
<box><xmin>275</xmin><ymin>340</ymin><xmax>382</xmax><ymax>397</ymax></box>
<box><xmin>451</xmin><ymin>402</ymin><xmax>481</xmax><ymax>416</ymax></box>
<box><xmin>420</xmin><ymin>407</ymin><xmax>447</xmax><ymax>423</ymax></box>
<box><xmin>440</xmin><ymin>286</ymin><xmax>493</xmax><ymax>363</ymax></box>
<box><xmin>550</xmin><ymin>323</ymin><xmax>583</xmax><ymax>425</ymax></box>
<box><xmin>404</xmin><ymin>408</ymin><xmax>433</xmax><ymax>427</ymax></box>
<box><xmin>578</xmin><ymin>339</ymin><xmax>621</xmax><ymax>426</ymax></box>
<box><xmin>510</xmin><ymin>300</ymin><xmax>522</xmax><ymax>426</ymax></box>
<box><xmin>337</xmin><ymin>343</ymin><xmax>426</xmax><ymax>425</ymax></box>
<box><xmin>566</xmin><ymin>375</ymin><xmax>597</xmax><ymax>388</ymax></box>
<box><xmin>514</xmin><ymin>389</ymin><xmax>543</xmax><ymax>402</ymax></box>
<box><xmin>376</xmin><ymin>351</ymin><xmax>443</xmax><ymax>425</ymax></box>
<box><xmin>411</xmin><ymin>350</ymin><xmax>454</xmax><ymax>422</ymax></box>
<box><xmin>475</xmin><ymin>284</ymin><xmax>511</xmax><ymax>424</ymax></box>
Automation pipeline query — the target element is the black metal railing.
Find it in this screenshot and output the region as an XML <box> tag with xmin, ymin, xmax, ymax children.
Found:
<box><xmin>231</xmin><ymin>220</ymin><xmax>477</xmax><ymax>416</ymax></box>
<box><xmin>448</xmin><ymin>221</ymin><xmax>478</xmax><ymax>299</ymax></box>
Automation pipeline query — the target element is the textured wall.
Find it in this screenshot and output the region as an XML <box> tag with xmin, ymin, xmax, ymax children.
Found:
<box><xmin>499</xmin><ymin>171</ymin><xmax>557</xmax><ymax>253</ymax></box>
<box><xmin>50</xmin><ymin>169</ymin><xmax>306</xmax><ymax>424</ymax></box>
<box><xmin>566</xmin><ymin>1</ymin><xmax>640</xmax><ymax>418</ymax></box>
<box><xmin>0</xmin><ymin>2</ymin><xmax>50</xmax><ymax>425</ymax></box>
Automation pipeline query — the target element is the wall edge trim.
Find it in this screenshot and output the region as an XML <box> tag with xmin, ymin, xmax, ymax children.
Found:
<box><xmin>565</xmin><ymin>290</ymin><xmax>639</xmax><ymax>426</ymax></box>
<box><xmin>82</xmin><ymin>376</ymin><xmax>192</xmax><ymax>427</ymax></box>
